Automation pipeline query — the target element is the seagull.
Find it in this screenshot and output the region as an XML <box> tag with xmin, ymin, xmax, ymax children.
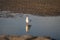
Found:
<box><xmin>25</xmin><ymin>15</ymin><xmax>31</xmax><ymax>32</ymax></box>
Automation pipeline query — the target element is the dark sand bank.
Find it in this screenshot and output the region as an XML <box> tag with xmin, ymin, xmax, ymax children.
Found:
<box><xmin>0</xmin><ymin>35</ymin><xmax>56</xmax><ymax>40</ymax></box>
<box><xmin>0</xmin><ymin>0</ymin><xmax>60</xmax><ymax>16</ymax></box>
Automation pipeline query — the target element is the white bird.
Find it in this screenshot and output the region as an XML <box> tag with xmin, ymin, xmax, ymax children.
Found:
<box><xmin>25</xmin><ymin>15</ymin><xmax>32</xmax><ymax>32</ymax></box>
<box><xmin>26</xmin><ymin>16</ymin><xmax>29</xmax><ymax>32</ymax></box>
<box><xmin>26</xmin><ymin>16</ymin><xmax>29</xmax><ymax>24</ymax></box>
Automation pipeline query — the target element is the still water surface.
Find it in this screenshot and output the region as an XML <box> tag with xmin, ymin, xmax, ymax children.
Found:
<box><xmin>0</xmin><ymin>13</ymin><xmax>60</xmax><ymax>40</ymax></box>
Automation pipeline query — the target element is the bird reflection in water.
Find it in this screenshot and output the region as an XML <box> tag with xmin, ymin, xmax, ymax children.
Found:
<box><xmin>26</xmin><ymin>24</ymin><xmax>31</xmax><ymax>32</ymax></box>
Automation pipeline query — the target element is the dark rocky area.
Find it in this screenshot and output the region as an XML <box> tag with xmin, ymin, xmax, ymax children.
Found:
<box><xmin>0</xmin><ymin>35</ymin><xmax>56</xmax><ymax>40</ymax></box>
<box><xmin>0</xmin><ymin>0</ymin><xmax>60</xmax><ymax>16</ymax></box>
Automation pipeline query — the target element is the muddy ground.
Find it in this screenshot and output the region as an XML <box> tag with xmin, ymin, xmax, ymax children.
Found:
<box><xmin>0</xmin><ymin>0</ymin><xmax>60</xmax><ymax>16</ymax></box>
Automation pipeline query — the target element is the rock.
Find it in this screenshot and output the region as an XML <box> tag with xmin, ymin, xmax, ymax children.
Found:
<box><xmin>8</xmin><ymin>34</ymin><xmax>33</xmax><ymax>40</ymax></box>
<box><xmin>8</xmin><ymin>35</ymin><xmax>21</xmax><ymax>40</ymax></box>
<box><xmin>0</xmin><ymin>35</ymin><xmax>56</xmax><ymax>40</ymax></box>
<box><xmin>32</xmin><ymin>37</ymin><xmax>51</xmax><ymax>40</ymax></box>
<box><xmin>0</xmin><ymin>35</ymin><xmax>9</xmax><ymax>40</ymax></box>
<box><xmin>20</xmin><ymin>34</ymin><xmax>33</xmax><ymax>40</ymax></box>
